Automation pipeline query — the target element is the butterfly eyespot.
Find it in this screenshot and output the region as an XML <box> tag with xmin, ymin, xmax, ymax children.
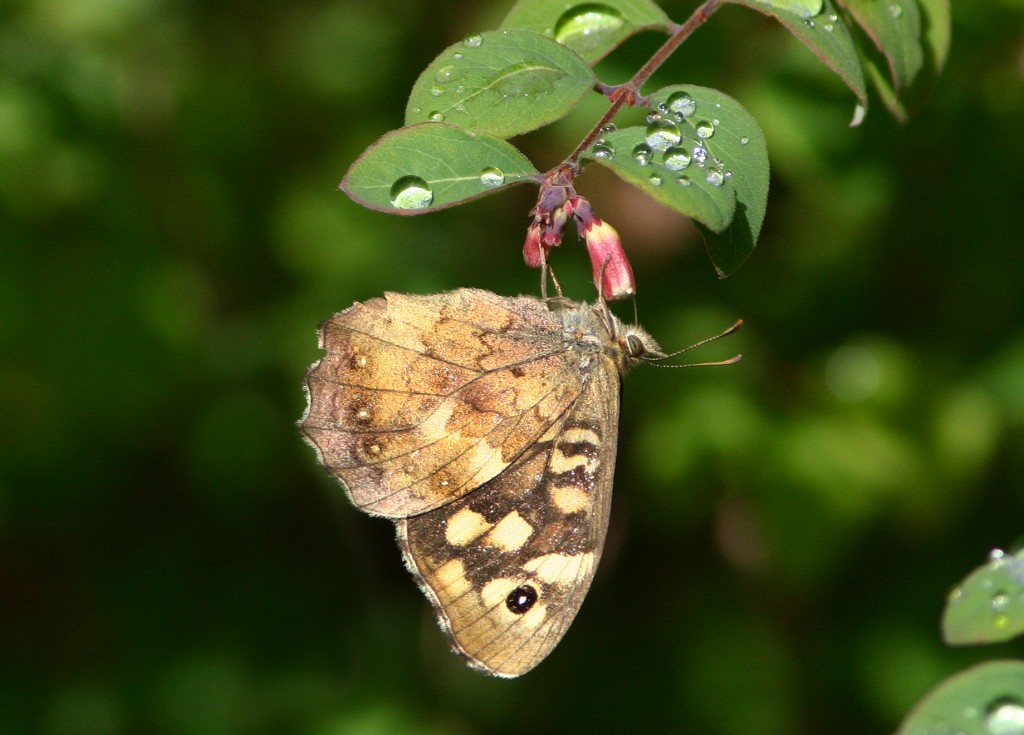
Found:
<box><xmin>506</xmin><ymin>585</ymin><xmax>538</xmax><ymax>614</ymax></box>
<box><xmin>360</xmin><ymin>439</ymin><xmax>383</xmax><ymax>457</ymax></box>
<box><xmin>350</xmin><ymin>403</ymin><xmax>373</xmax><ymax>423</ymax></box>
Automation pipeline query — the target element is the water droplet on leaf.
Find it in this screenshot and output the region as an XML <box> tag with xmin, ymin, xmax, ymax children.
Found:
<box><xmin>430</xmin><ymin>85</ymin><xmax>443</xmax><ymax>97</ymax></box>
<box><xmin>600</xmin><ymin>123</ymin><xmax>617</xmax><ymax>134</ymax></box>
<box><xmin>695</xmin><ymin>120</ymin><xmax>716</xmax><ymax>139</ymax></box>
<box><xmin>648</xmin><ymin>174</ymin><xmax>663</xmax><ymax>187</ymax></box>
<box><xmin>553</xmin><ymin>3</ymin><xmax>627</xmax><ymax>55</ymax></box>
<box><xmin>706</xmin><ymin>170</ymin><xmax>725</xmax><ymax>187</ymax></box>
<box><xmin>739</xmin><ymin>136</ymin><xmax>749</xmax><ymax>145</ymax></box>
<box><xmin>676</xmin><ymin>175</ymin><xmax>691</xmax><ymax>187</ymax></box>
<box><xmin>632</xmin><ymin>143</ymin><xmax>652</xmax><ymax>165</ymax></box>
<box><xmin>479</xmin><ymin>166</ymin><xmax>505</xmax><ymax>187</ymax></box>
<box><xmin>645</xmin><ymin>118</ymin><xmax>682</xmax><ymax>151</ymax></box>
<box><xmin>662</xmin><ymin>147</ymin><xmax>691</xmax><ymax>171</ymax></box>
<box><xmin>985</xmin><ymin>698</ymin><xmax>1024</xmax><ymax>735</ymax></box>
<box><xmin>390</xmin><ymin>176</ymin><xmax>433</xmax><ymax>210</ymax></box>
<box><xmin>667</xmin><ymin>91</ymin><xmax>697</xmax><ymax>118</ymax></box>
<box><xmin>592</xmin><ymin>140</ymin><xmax>615</xmax><ymax>159</ymax></box>
<box><xmin>428</xmin><ymin>111</ymin><xmax>444</xmax><ymax>122</ymax></box>
<box><xmin>434</xmin><ymin>65</ymin><xmax>457</xmax><ymax>84</ymax></box>
<box><xmin>692</xmin><ymin>144</ymin><xmax>708</xmax><ymax>166</ymax></box>
<box><xmin>463</xmin><ymin>34</ymin><xmax>483</xmax><ymax>48</ymax></box>
<box><xmin>887</xmin><ymin>2</ymin><xmax>903</xmax><ymax>19</ymax></box>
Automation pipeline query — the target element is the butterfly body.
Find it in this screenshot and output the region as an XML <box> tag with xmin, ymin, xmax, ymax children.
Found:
<box><xmin>300</xmin><ymin>288</ymin><xmax>659</xmax><ymax>677</ymax></box>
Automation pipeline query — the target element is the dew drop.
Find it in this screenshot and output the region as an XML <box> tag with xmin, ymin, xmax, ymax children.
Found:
<box><xmin>739</xmin><ymin>136</ymin><xmax>750</xmax><ymax>145</ymax></box>
<box><xmin>804</xmin><ymin>19</ymin><xmax>815</xmax><ymax>28</ymax></box>
<box><xmin>691</xmin><ymin>144</ymin><xmax>708</xmax><ymax>166</ymax></box>
<box><xmin>992</xmin><ymin>592</ymin><xmax>1010</xmax><ymax>611</ymax></box>
<box><xmin>888</xmin><ymin>2</ymin><xmax>903</xmax><ymax>19</ymax></box>
<box><xmin>695</xmin><ymin>120</ymin><xmax>716</xmax><ymax>139</ymax></box>
<box><xmin>434</xmin><ymin>65</ymin><xmax>457</xmax><ymax>84</ymax></box>
<box><xmin>632</xmin><ymin>143</ymin><xmax>652</xmax><ymax>165</ymax></box>
<box><xmin>428</xmin><ymin>111</ymin><xmax>444</xmax><ymax>122</ymax></box>
<box><xmin>823</xmin><ymin>23</ymin><xmax>833</xmax><ymax>32</ymax></box>
<box><xmin>599</xmin><ymin>122</ymin><xmax>617</xmax><ymax>134</ymax></box>
<box><xmin>479</xmin><ymin>166</ymin><xmax>505</xmax><ymax>187</ymax></box>
<box><xmin>452</xmin><ymin>52</ymin><xmax>463</xmax><ymax>61</ymax></box>
<box><xmin>829</xmin><ymin>13</ymin><xmax>838</xmax><ymax>21</ymax></box>
<box><xmin>553</xmin><ymin>3</ymin><xmax>626</xmax><ymax>55</ymax></box>
<box><xmin>389</xmin><ymin>175</ymin><xmax>433</xmax><ymax>210</ymax></box>
<box><xmin>645</xmin><ymin>118</ymin><xmax>682</xmax><ymax>151</ymax></box>
<box><xmin>667</xmin><ymin>91</ymin><xmax>697</xmax><ymax>118</ymax></box>
<box><xmin>592</xmin><ymin>140</ymin><xmax>615</xmax><ymax>159</ymax></box>
<box><xmin>648</xmin><ymin>174</ymin><xmax>663</xmax><ymax>186</ymax></box>
<box><xmin>706</xmin><ymin>170</ymin><xmax>725</xmax><ymax>187</ymax></box>
<box><xmin>676</xmin><ymin>175</ymin><xmax>691</xmax><ymax>187</ymax></box>
<box><xmin>454</xmin><ymin>105</ymin><xmax>466</xmax><ymax>114</ymax></box>
<box><xmin>985</xmin><ymin>698</ymin><xmax>1024</xmax><ymax>735</ymax></box>
<box><xmin>463</xmin><ymin>33</ymin><xmax>483</xmax><ymax>48</ymax></box>
<box><xmin>430</xmin><ymin>85</ymin><xmax>444</xmax><ymax>97</ymax></box>
<box><xmin>662</xmin><ymin>146</ymin><xmax>691</xmax><ymax>171</ymax></box>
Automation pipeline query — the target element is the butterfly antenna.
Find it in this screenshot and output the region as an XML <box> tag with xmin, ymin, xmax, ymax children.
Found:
<box><xmin>646</xmin><ymin>318</ymin><xmax>744</xmax><ymax>368</ymax></box>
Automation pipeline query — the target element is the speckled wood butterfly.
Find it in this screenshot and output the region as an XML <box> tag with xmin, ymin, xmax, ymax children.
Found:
<box><xmin>299</xmin><ymin>288</ymin><xmax>662</xmax><ymax>677</ymax></box>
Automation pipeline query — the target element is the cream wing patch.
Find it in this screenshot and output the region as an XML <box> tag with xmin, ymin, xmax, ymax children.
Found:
<box><xmin>444</xmin><ymin>507</ymin><xmax>492</xmax><ymax>547</ymax></box>
<box><xmin>482</xmin><ymin>511</ymin><xmax>534</xmax><ymax>552</ymax></box>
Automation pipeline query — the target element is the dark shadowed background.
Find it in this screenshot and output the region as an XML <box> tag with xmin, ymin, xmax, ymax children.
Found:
<box><xmin>2</xmin><ymin>1</ymin><xmax>1023</xmax><ymax>733</ymax></box>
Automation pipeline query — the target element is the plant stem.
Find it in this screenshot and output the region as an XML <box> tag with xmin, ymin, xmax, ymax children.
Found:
<box><xmin>565</xmin><ymin>0</ymin><xmax>722</xmax><ymax>168</ymax></box>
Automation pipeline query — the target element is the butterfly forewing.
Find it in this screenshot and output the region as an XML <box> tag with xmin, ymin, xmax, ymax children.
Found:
<box><xmin>301</xmin><ymin>290</ymin><xmax>586</xmax><ymax>517</ymax></box>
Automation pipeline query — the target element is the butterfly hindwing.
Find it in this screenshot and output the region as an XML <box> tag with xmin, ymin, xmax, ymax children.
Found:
<box><xmin>398</xmin><ymin>359</ymin><xmax>621</xmax><ymax>677</ymax></box>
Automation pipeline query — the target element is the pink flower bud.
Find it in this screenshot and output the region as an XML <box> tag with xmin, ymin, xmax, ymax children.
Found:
<box><xmin>584</xmin><ymin>218</ymin><xmax>636</xmax><ymax>301</ymax></box>
<box><xmin>523</xmin><ymin>221</ymin><xmax>544</xmax><ymax>268</ymax></box>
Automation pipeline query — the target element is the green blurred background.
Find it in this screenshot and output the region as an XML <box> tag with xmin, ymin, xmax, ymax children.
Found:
<box><xmin>2</xmin><ymin>0</ymin><xmax>1023</xmax><ymax>733</ymax></box>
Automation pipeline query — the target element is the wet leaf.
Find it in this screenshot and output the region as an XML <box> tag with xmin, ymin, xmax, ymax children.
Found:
<box><xmin>501</xmin><ymin>0</ymin><xmax>672</xmax><ymax>64</ymax></box>
<box><xmin>895</xmin><ymin>661</ymin><xmax>1024</xmax><ymax>735</ymax></box>
<box><xmin>651</xmin><ymin>85</ymin><xmax>769</xmax><ymax>276</ymax></box>
<box><xmin>725</xmin><ymin>0</ymin><xmax>867</xmax><ymax>108</ymax></box>
<box><xmin>342</xmin><ymin>123</ymin><xmax>539</xmax><ymax>214</ymax></box>
<box><xmin>405</xmin><ymin>29</ymin><xmax>595</xmax><ymax>138</ymax></box>
<box><xmin>944</xmin><ymin>548</ymin><xmax>1024</xmax><ymax>646</ymax></box>
<box><xmin>843</xmin><ymin>0</ymin><xmax>924</xmax><ymax>94</ymax></box>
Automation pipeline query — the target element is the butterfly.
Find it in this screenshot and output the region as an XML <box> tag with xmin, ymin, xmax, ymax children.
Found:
<box><xmin>299</xmin><ymin>288</ymin><xmax>662</xmax><ymax>677</ymax></box>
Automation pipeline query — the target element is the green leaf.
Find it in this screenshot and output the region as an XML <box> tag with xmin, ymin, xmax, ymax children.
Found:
<box><xmin>943</xmin><ymin>548</ymin><xmax>1024</xmax><ymax>646</ymax></box>
<box><xmin>860</xmin><ymin>0</ymin><xmax>949</xmax><ymax>121</ymax></box>
<box><xmin>405</xmin><ymin>29</ymin><xmax>596</xmax><ymax>139</ymax></box>
<box><xmin>341</xmin><ymin>123</ymin><xmax>539</xmax><ymax>214</ymax></box>
<box><xmin>895</xmin><ymin>661</ymin><xmax>1024</xmax><ymax>735</ymax></box>
<box><xmin>724</xmin><ymin>0</ymin><xmax>867</xmax><ymax>108</ymax></box>
<box><xmin>652</xmin><ymin>86</ymin><xmax>769</xmax><ymax>276</ymax></box>
<box><xmin>583</xmin><ymin>85</ymin><xmax>769</xmax><ymax>275</ymax></box>
<box><xmin>843</xmin><ymin>0</ymin><xmax>924</xmax><ymax>93</ymax></box>
<box><xmin>500</xmin><ymin>0</ymin><xmax>672</xmax><ymax>64</ymax></box>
